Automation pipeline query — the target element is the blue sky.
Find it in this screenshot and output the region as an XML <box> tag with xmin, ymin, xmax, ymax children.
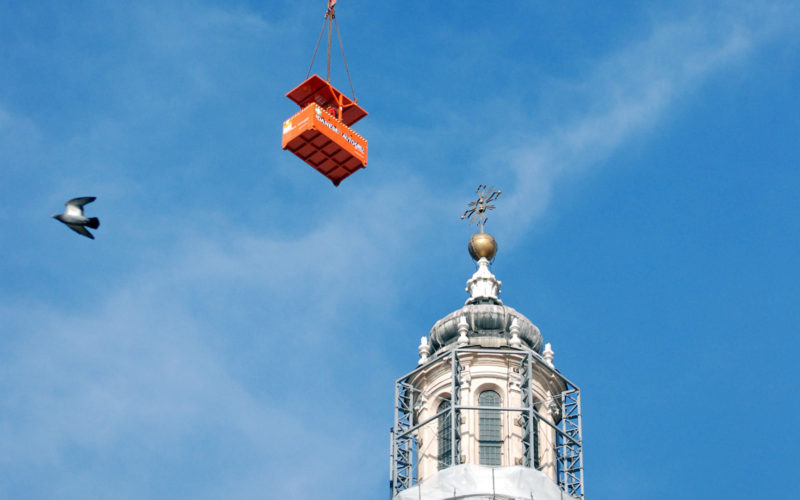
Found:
<box><xmin>1</xmin><ymin>1</ymin><xmax>799</xmax><ymax>498</ymax></box>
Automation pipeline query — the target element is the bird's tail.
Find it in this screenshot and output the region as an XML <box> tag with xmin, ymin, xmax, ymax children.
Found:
<box><xmin>87</xmin><ymin>217</ymin><xmax>100</xmax><ymax>229</ymax></box>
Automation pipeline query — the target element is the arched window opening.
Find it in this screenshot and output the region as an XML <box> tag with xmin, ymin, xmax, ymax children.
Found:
<box><xmin>479</xmin><ymin>390</ymin><xmax>502</xmax><ymax>466</ymax></box>
<box><xmin>437</xmin><ymin>399</ymin><xmax>452</xmax><ymax>470</ymax></box>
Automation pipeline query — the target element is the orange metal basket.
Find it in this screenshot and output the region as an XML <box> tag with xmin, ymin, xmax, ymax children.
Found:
<box><xmin>282</xmin><ymin>75</ymin><xmax>368</xmax><ymax>186</ymax></box>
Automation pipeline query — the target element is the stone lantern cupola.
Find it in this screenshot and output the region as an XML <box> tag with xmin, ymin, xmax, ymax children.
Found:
<box><xmin>389</xmin><ymin>188</ymin><xmax>584</xmax><ymax>500</ymax></box>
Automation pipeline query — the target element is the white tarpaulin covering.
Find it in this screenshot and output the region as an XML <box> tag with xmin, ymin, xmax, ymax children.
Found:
<box><xmin>394</xmin><ymin>464</ymin><xmax>578</xmax><ymax>500</ymax></box>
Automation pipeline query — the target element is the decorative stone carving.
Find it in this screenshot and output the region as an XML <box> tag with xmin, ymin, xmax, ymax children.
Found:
<box><xmin>509</xmin><ymin>318</ymin><xmax>522</xmax><ymax>348</ymax></box>
<box><xmin>457</xmin><ymin>316</ymin><xmax>469</xmax><ymax>346</ymax></box>
<box><xmin>418</xmin><ymin>336</ymin><xmax>431</xmax><ymax>365</ymax></box>
<box><xmin>543</xmin><ymin>342</ymin><xmax>555</xmax><ymax>368</ymax></box>
<box><xmin>465</xmin><ymin>257</ymin><xmax>502</xmax><ymax>304</ymax></box>
<box><xmin>548</xmin><ymin>400</ymin><xmax>561</xmax><ymax>421</ymax></box>
<box><xmin>429</xmin><ymin>304</ymin><xmax>542</xmax><ymax>354</ymax></box>
<box><xmin>427</xmin><ymin>256</ymin><xmax>543</xmax><ymax>354</ymax></box>
<box><xmin>459</xmin><ymin>367</ymin><xmax>471</xmax><ymax>389</ymax></box>
<box><xmin>414</xmin><ymin>393</ymin><xmax>428</xmax><ymax>413</ymax></box>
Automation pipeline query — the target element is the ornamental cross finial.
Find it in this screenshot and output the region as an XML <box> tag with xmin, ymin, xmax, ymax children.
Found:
<box><xmin>461</xmin><ymin>185</ymin><xmax>501</xmax><ymax>232</ymax></box>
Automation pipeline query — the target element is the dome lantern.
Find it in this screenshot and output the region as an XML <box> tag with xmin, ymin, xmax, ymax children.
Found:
<box><xmin>390</xmin><ymin>185</ymin><xmax>585</xmax><ymax>500</ymax></box>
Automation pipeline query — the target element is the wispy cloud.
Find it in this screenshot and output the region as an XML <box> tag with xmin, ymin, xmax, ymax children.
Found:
<box><xmin>0</xmin><ymin>289</ymin><xmax>379</xmax><ymax>497</ymax></box>
<box><xmin>494</xmin><ymin>3</ymin><xmax>798</xmax><ymax>238</ymax></box>
<box><xmin>0</xmin><ymin>180</ymin><xmax>429</xmax><ymax>497</ymax></box>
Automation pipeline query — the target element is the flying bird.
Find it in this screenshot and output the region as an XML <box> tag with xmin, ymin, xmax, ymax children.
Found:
<box><xmin>52</xmin><ymin>197</ymin><xmax>100</xmax><ymax>239</ymax></box>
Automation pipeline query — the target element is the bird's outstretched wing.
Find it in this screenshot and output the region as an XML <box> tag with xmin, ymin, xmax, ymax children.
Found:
<box><xmin>66</xmin><ymin>223</ymin><xmax>95</xmax><ymax>239</ymax></box>
<box><xmin>65</xmin><ymin>197</ymin><xmax>96</xmax><ymax>216</ymax></box>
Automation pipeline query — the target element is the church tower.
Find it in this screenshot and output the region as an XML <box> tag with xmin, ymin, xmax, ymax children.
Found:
<box><xmin>389</xmin><ymin>187</ymin><xmax>584</xmax><ymax>499</ymax></box>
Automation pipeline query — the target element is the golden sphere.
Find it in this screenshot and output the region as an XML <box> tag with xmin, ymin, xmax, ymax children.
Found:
<box><xmin>468</xmin><ymin>232</ymin><xmax>497</xmax><ymax>261</ymax></box>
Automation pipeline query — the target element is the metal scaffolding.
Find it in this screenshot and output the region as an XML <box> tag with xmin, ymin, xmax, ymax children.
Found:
<box><xmin>391</xmin><ymin>380</ymin><xmax>415</xmax><ymax>492</ymax></box>
<box><xmin>520</xmin><ymin>353</ymin><xmax>538</xmax><ymax>470</ymax></box>
<box><xmin>390</xmin><ymin>346</ymin><xmax>584</xmax><ymax>499</ymax></box>
<box><xmin>557</xmin><ymin>388</ymin><xmax>584</xmax><ymax>498</ymax></box>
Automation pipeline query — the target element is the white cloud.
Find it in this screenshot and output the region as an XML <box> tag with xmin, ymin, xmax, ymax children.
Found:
<box><xmin>495</xmin><ymin>3</ymin><xmax>797</xmax><ymax>239</ymax></box>
<box><xmin>0</xmin><ymin>181</ymin><xmax>432</xmax><ymax>497</ymax></box>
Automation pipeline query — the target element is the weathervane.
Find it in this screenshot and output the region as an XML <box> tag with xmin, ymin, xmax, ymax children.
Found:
<box><xmin>461</xmin><ymin>185</ymin><xmax>501</xmax><ymax>232</ymax></box>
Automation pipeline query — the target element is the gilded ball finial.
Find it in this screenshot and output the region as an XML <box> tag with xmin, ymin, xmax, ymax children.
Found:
<box><xmin>468</xmin><ymin>232</ymin><xmax>497</xmax><ymax>261</ymax></box>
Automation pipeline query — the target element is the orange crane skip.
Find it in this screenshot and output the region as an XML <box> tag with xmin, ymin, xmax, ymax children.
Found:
<box><xmin>281</xmin><ymin>0</ymin><xmax>368</xmax><ymax>186</ymax></box>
